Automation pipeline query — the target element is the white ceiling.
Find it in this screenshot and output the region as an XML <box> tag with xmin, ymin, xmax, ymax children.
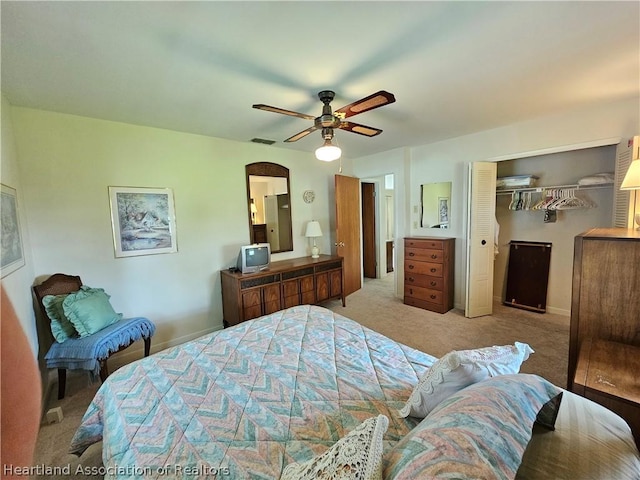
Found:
<box><xmin>2</xmin><ymin>1</ymin><xmax>639</xmax><ymax>160</ymax></box>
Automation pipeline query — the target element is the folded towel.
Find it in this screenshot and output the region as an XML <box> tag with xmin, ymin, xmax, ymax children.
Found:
<box><xmin>577</xmin><ymin>172</ymin><xmax>614</xmax><ymax>186</ymax></box>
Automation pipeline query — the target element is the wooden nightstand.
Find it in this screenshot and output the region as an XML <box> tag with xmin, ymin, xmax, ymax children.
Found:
<box><xmin>573</xmin><ymin>338</ymin><xmax>640</xmax><ymax>449</ymax></box>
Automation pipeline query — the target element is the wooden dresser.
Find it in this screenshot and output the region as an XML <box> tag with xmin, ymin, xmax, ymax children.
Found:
<box><xmin>403</xmin><ymin>237</ymin><xmax>454</xmax><ymax>314</ymax></box>
<box><xmin>221</xmin><ymin>254</ymin><xmax>345</xmax><ymax>327</ymax></box>
<box><xmin>569</xmin><ymin>228</ymin><xmax>640</xmax><ymax>447</ymax></box>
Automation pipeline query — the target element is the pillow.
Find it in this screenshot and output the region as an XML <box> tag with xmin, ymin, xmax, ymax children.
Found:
<box><xmin>281</xmin><ymin>414</ymin><xmax>389</xmax><ymax>480</ymax></box>
<box><xmin>384</xmin><ymin>374</ymin><xmax>562</xmax><ymax>480</ymax></box>
<box><xmin>42</xmin><ymin>294</ymin><xmax>78</xmax><ymax>343</ymax></box>
<box><xmin>399</xmin><ymin>342</ymin><xmax>534</xmax><ymax>418</ymax></box>
<box><xmin>62</xmin><ymin>286</ymin><xmax>122</xmax><ymax>337</ymax></box>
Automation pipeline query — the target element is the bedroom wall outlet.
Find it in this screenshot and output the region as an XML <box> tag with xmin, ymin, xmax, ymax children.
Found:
<box><xmin>46</xmin><ymin>406</ymin><xmax>64</xmax><ymax>424</ymax></box>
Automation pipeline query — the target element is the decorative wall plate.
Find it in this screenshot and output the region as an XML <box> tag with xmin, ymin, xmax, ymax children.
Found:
<box><xmin>303</xmin><ymin>190</ymin><xmax>315</xmax><ymax>203</ymax></box>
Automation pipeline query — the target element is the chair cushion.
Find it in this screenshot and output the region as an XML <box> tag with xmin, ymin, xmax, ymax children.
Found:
<box><xmin>43</xmin><ymin>293</ymin><xmax>78</xmax><ymax>342</ymax></box>
<box><xmin>44</xmin><ymin>316</ymin><xmax>156</xmax><ymax>376</ymax></box>
<box><xmin>63</xmin><ymin>286</ymin><xmax>122</xmax><ymax>337</ymax></box>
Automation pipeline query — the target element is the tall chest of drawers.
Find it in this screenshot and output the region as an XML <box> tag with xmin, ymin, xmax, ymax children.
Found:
<box><xmin>403</xmin><ymin>237</ymin><xmax>455</xmax><ymax>314</ymax></box>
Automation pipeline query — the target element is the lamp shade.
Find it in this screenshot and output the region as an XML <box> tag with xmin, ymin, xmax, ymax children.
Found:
<box><xmin>315</xmin><ymin>141</ymin><xmax>341</xmax><ymax>162</ymax></box>
<box><xmin>621</xmin><ymin>159</ymin><xmax>640</xmax><ymax>190</ymax></box>
<box><xmin>305</xmin><ymin>220</ymin><xmax>322</xmax><ymax>238</ymax></box>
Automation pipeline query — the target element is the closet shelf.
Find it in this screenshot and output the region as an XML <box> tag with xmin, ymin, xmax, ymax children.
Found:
<box><xmin>496</xmin><ymin>183</ymin><xmax>612</xmax><ymax>196</ymax></box>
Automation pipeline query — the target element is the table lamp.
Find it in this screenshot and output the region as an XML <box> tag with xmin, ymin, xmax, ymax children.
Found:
<box><xmin>621</xmin><ymin>158</ymin><xmax>640</xmax><ymax>229</ymax></box>
<box><xmin>305</xmin><ymin>221</ymin><xmax>322</xmax><ymax>258</ymax></box>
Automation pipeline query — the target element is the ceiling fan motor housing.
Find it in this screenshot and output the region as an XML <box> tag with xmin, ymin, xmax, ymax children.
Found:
<box><xmin>316</xmin><ymin>90</ymin><xmax>341</xmax><ymax>128</ymax></box>
<box><xmin>318</xmin><ymin>90</ymin><xmax>335</xmax><ymax>104</ymax></box>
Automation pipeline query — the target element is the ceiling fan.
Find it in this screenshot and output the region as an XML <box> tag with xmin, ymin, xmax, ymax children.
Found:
<box><xmin>252</xmin><ymin>90</ymin><xmax>396</xmax><ymax>160</ymax></box>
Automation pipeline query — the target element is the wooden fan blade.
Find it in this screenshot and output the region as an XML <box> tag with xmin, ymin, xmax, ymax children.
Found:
<box><xmin>334</xmin><ymin>91</ymin><xmax>395</xmax><ymax>119</ymax></box>
<box><xmin>253</xmin><ymin>104</ymin><xmax>315</xmax><ymax>121</ymax></box>
<box><xmin>285</xmin><ymin>126</ymin><xmax>318</xmax><ymax>142</ymax></box>
<box><xmin>338</xmin><ymin>121</ymin><xmax>383</xmax><ymax>137</ymax></box>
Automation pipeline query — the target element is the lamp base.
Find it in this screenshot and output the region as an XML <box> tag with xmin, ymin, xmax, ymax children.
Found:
<box><xmin>311</xmin><ymin>245</ymin><xmax>320</xmax><ymax>259</ymax></box>
<box><xmin>635</xmin><ymin>213</ymin><xmax>640</xmax><ymax>230</ymax></box>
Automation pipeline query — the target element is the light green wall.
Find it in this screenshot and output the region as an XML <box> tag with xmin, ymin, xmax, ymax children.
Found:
<box><xmin>8</xmin><ymin>106</ymin><xmax>341</xmax><ymax>368</ymax></box>
<box><xmin>1</xmin><ymin>95</ymin><xmax>38</xmax><ymax>355</ymax></box>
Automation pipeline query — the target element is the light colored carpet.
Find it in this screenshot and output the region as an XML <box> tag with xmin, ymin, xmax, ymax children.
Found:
<box><xmin>32</xmin><ymin>275</ymin><xmax>569</xmax><ymax>478</ymax></box>
<box><xmin>325</xmin><ymin>275</ymin><xmax>569</xmax><ymax>388</ymax></box>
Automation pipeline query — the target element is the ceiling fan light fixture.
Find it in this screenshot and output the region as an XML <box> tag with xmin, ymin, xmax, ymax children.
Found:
<box><xmin>315</xmin><ymin>139</ymin><xmax>341</xmax><ymax>162</ymax></box>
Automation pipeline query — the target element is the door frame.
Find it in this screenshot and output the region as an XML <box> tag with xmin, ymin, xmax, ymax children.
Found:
<box><xmin>359</xmin><ymin>174</ymin><xmax>396</xmax><ymax>282</ymax></box>
<box><xmin>361</xmin><ymin>182</ymin><xmax>377</xmax><ymax>278</ymax></box>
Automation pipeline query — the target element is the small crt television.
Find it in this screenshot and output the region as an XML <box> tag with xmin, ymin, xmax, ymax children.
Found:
<box><xmin>236</xmin><ymin>243</ymin><xmax>271</xmax><ymax>274</ymax></box>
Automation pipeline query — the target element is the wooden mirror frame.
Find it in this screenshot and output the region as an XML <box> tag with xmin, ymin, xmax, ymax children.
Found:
<box><xmin>245</xmin><ymin>162</ymin><xmax>293</xmax><ymax>253</ymax></box>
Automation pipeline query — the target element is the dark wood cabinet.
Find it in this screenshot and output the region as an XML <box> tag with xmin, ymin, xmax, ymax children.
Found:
<box><xmin>569</xmin><ymin>228</ymin><xmax>640</xmax><ymax>447</ymax></box>
<box><xmin>221</xmin><ymin>255</ymin><xmax>345</xmax><ymax>327</ymax></box>
<box><xmin>403</xmin><ymin>237</ymin><xmax>454</xmax><ymax>314</ymax></box>
<box><xmin>504</xmin><ymin>241</ymin><xmax>552</xmax><ymax>313</ymax></box>
<box><xmin>316</xmin><ymin>269</ymin><xmax>343</xmax><ymax>302</ymax></box>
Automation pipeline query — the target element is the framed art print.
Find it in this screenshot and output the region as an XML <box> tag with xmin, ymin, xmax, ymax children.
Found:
<box><xmin>109</xmin><ymin>186</ymin><xmax>177</xmax><ymax>258</ymax></box>
<box><xmin>1</xmin><ymin>184</ymin><xmax>25</xmax><ymax>277</ymax></box>
<box><xmin>438</xmin><ymin>196</ymin><xmax>449</xmax><ymax>224</ymax></box>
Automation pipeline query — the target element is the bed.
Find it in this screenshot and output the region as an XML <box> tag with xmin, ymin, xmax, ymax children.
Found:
<box><xmin>71</xmin><ymin>305</ymin><xmax>640</xmax><ymax>479</ymax></box>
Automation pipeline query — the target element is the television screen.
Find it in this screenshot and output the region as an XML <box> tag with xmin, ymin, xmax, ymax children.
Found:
<box><xmin>237</xmin><ymin>243</ymin><xmax>270</xmax><ymax>274</ymax></box>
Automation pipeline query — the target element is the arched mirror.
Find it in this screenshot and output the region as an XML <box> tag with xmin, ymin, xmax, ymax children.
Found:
<box><xmin>246</xmin><ymin>162</ymin><xmax>293</xmax><ymax>253</ymax></box>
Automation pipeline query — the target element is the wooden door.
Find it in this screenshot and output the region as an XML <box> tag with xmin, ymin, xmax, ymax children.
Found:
<box><xmin>335</xmin><ymin>175</ymin><xmax>362</xmax><ymax>297</ymax></box>
<box><xmin>465</xmin><ymin>161</ymin><xmax>497</xmax><ymax>318</ymax></box>
<box><xmin>362</xmin><ymin>182</ymin><xmax>376</xmax><ymax>278</ymax></box>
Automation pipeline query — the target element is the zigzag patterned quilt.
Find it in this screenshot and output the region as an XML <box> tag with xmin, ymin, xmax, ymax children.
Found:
<box><xmin>70</xmin><ymin>305</ymin><xmax>436</xmax><ymax>478</ymax></box>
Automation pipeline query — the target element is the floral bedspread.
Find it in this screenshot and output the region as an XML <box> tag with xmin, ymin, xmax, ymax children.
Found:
<box><xmin>70</xmin><ymin>305</ymin><xmax>435</xmax><ymax>479</ymax></box>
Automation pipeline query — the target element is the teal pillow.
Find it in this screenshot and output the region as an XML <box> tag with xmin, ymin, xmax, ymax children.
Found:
<box><xmin>62</xmin><ymin>286</ymin><xmax>122</xmax><ymax>337</ymax></box>
<box><xmin>42</xmin><ymin>294</ymin><xmax>78</xmax><ymax>343</ymax></box>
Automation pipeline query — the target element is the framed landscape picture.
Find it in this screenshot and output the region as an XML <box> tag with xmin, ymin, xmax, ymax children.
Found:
<box><xmin>1</xmin><ymin>184</ymin><xmax>25</xmax><ymax>277</ymax></box>
<box><xmin>109</xmin><ymin>186</ymin><xmax>178</xmax><ymax>258</ymax></box>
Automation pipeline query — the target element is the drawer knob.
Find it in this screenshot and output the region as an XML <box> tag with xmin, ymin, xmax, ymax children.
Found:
<box><xmin>408</xmin><ymin>277</ymin><xmax>415</xmax><ymax>282</ymax></box>
<box><xmin>409</xmin><ymin>252</ymin><xmax>415</xmax><ymax>257</ymax></box>
<box><xmin>430</xmin><ymin>294</ymin><xmax>436</xmax><ymax>299</ymax></box>
<box><xmin>431</xmin><ymin>254</ymin><xmax>437</xmax><ymax>259</ymax></box>
<box><xmin>409</xmin><ymin>265</ymin><xmax>415</xmax><ymax>270</ymax></box>
<box><xmin>430</xmin><ymin>268</ymin><xmax>437</xmax><ymax>273</ymax></box>
<box><xmin>430</xmin><ymin>281</ymin><xmax>436</xmax><ymax>286</ymax></box>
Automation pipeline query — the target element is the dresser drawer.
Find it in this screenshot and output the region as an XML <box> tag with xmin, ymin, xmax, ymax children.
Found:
<box><xmin>405</xmin><ymin>260</ymin><xmax>443</xmax><ymax>277</ymax></box>
<box><xmin>404</xmin><ymin>285</ymin><xmax>443</xmax><ymax>305</ymax></box>
<box><xmin>405</xmin><ymin>273</ymin><xmax>443</xmax><ymax>290</ymax></box>
<box><xmin>405</xmin><ymin>238</ymin><xmax>445</xmax><ymax>250</ymax></box>
<box><xmin>404</xmin><ymin>296</ymin><xmax>448</xmax><ymax>313</ymax></box>
<box><xmin>405</xmin><ymin>247</ymin><xmax>445</xmax><ymax>263</ymax></box>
